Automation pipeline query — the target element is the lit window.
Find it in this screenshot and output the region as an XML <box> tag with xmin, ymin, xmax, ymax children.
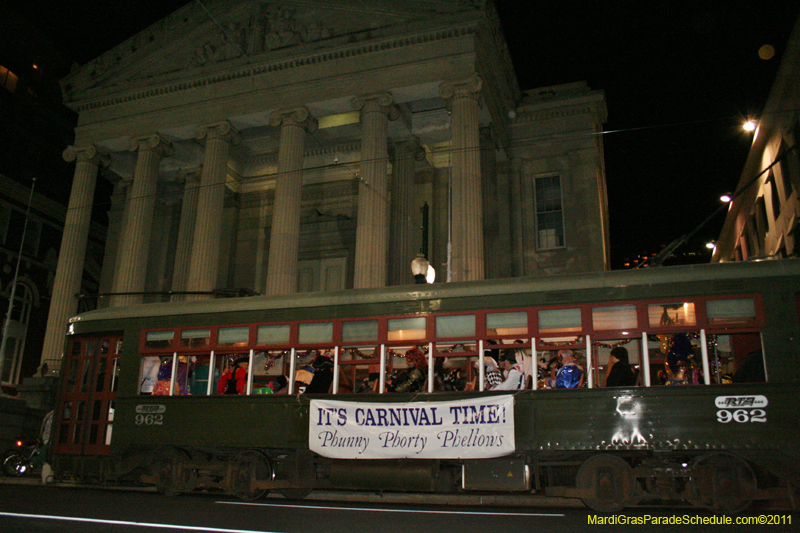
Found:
<box><xmin>487</xmin><ymin>311</ymin><xmax>528</xmax><ymax>336</ymax></box>
<box><xmin>648</xmin><ymin>303</ymin><xmax>696</xmax><ymax>327</ymax></box>
<box><xmin>592</xmin><ymin>305</ymin><xmax>637</xmax><ymax>330</ymax></box>
<box><xmin>388</xmin><ymin>317</ymin><xmax>426</xmax><ymax>341</ymax></box>
<box><xmin>538</xmin><ymin>308</ymin><xmax>582</xmax><ymax>334</ymax></box>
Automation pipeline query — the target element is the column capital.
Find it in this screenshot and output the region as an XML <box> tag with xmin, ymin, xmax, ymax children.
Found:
<box><xmin>130</xmin><ymin>133</ymin><xmax>174</xmax><ymax>157</ymax></box>
<box><xmin>197</xmin><ymin>120</ymin><xmax>242</xmax><ymax>145</ymax></box>
<box><xmin>63</xmin><ymin>144</ymin><xmax>110</xmax><ymax>167</ymax></box>
<box><xmin>268</xmin><ymin>107</ymin><xmax>318</xmax><ymax>133</ymax></box>
<box><xmin>177</xmin><ymin>166</ymin><xmax>203</xmax><ymax>185</ymax></box>
<box><xmin>391</xmin><ymin>136</ymin><xmax>426</xmax><ymax>161</ymax></box>
<box><xmin>351</xmin><ymin>92</ymin><xmax>401</xmax><ymax>121</ymax></box>
<box><xmin>439</xmin><ymin>75</ymin><xmax>483</xmax><ymax>102</ymax></box>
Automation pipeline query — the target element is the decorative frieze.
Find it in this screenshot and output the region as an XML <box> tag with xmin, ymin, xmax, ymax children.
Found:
<box><xmin>67</xmin><ymin>26</ymin><xmax>478</xmax><ymax>113</ymax></box>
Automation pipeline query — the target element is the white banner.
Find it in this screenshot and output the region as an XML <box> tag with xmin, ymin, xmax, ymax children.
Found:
<box><xmin>309</xmin><ymin>396</ymin><xmax>515</xmax><ymax>459</ymax></box>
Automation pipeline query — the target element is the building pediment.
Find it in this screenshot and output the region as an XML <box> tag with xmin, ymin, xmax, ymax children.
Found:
<box><xmin>62</xmin><ymin>0</ymin><xmax>486</xmax><ymax>107</ymax></box>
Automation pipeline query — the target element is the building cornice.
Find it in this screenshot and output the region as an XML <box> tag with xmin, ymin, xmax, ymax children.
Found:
<box><xmin>65</xmin><ymin>24</ymin><xmax>478</xmax><ymax>115</ymax></box>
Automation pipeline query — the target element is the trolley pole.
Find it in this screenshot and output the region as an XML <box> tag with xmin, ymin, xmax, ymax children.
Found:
<box><xmin>0</xmin><ymin>178</ymin><xmax>36</xmax><ymax>387</ymax></box>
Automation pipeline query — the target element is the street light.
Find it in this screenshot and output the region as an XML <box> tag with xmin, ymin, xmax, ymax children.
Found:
<box><xmin>743</xmin><ymin>120</ymin><xmax>757</xmax><ymax>132</ymax></box>
<box><xmin>411</xmin><ymin>253</ymin><xmax>435</xmax><ymax>284</ymax></box>
<box><xmin>719</xmin><ymin>193</ymin><xmax>733</xmax><ymax>203</ymax></box>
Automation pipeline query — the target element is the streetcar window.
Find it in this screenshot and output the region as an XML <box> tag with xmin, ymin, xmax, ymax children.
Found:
<box><xmin>218</xmin><ymin>327</ymin><xmax>250</xmax><ymax>346</ymax></box>
<box><xmin>592</xmin><ymin>305</ymin><xmax>637</xmax><ymax>330</ymax></box>
<box><xmin>180</xmin><ymin>328</ymin><xmax>211</xmax><ymax>348</ymax></box>
<box><xmin>145</xmin><ymin>330</ymin><xmax>174</xmax><ymax>350</ymax></box>
<box><xmin>66</xmin><ymin>358</ymin><xmax>78</xmax><ymax>392</ymax></box>
<box><xmin>436</xmin><ymin>314</ymin><xmax>476</xmax><ymax>338</ymax></box>
<box><xmin>341</xmin><ymin>362</ymin><xmax>378</xmax><ymax>394</ymax></box>
<box><xmin>189</xmin><ymin>353</ymin><xmax>215</xmax><ymax>395</ymax></box>
<box><xmin>538</xmin><ymin>308</ymin><xmax>581</xmax><ymax>334</ymax></box>
<box><xmin>387</xmin><ymin>317</ymin><xmax>426</xmax><ymax>341</ymax></box>
<box><xmin>487</xmin><ymin>311</ymin><xmax>528</xmax><ymax>336</ymax></box>
<box><xmin>648</xmin><ymin>332</ymin><xmax>704</xmax><ymax>386</ymax></box>
<box><xmin>648</xmin><ymin>303</ymin><xmax>696</xmax><ymax>328</ymax></box>
<box><xmin>138</xmin><ymin>356</ymin><xmax>162</xmax><ymax>395</ymax></box>
<box><xmin>298</xmin><ymin>322</ymin><xmax>333</xmax><ymax>344</ymax></box>
<box><xmin>342</xmin><ymin>320</ymin><xmax>379</xmax><ymax>342</ymax></box>
<box><xmin>256</xmin><ymin>324</ymin><xmax>290</xmax><ymax>345</ymax></box>
<box><xmin>251</xmin><ymin>350</ymin><xmax>286</xmax><ymax>393</ymax></box>
<box><xmin>706</xmin><ymin>298</ymin><xmax>756</xmax><ymax>324</ymax></box>
<box><xmin>594</xmin><ymin>338</ymin><xmax>641</xmax><ymax>388</ymax></box>
<box><xmin>709</xmin><ymin>333</ymin><xmax>765</xmax><ymax>383</ymax></box>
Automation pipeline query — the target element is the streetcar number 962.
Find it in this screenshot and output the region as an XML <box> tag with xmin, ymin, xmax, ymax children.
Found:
<box><xmin>716</xmin><ymin>409</ymin><xmax>767</xmax><ymax>424</ymax></box>
<box><xmin>135</xmin><ymin>414</ymin><xmax>163</xmax><ymax>426</ymax></box>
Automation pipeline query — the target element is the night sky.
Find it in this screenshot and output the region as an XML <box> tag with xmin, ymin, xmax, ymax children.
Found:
<box><xmin>10</xmin><ymin>0</ymin><xmax>800</xmax><ymax>268</ymax></box>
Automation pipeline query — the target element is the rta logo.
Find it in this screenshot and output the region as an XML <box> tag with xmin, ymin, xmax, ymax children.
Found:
<box><xmin>722</xmin><ymin>397</ymin><xmax>755</xmax><ymax>407</ymax></box>
<box><xmin>714</xmin><ymin>395</ymin><xmax>768</xmax><ymax>409</ymax></box>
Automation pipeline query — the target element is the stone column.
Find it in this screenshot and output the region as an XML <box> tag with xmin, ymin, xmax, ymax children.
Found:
<box><xmin>480</xmin><ymin>126</ymin><xmax>500</xmax><ymax>279</ymax></box>
<box><xmin>40</xmin><ymin>145</ymin><xmax>109</xmax><ymax>367</ymax></box>
<box><xmin>111</xmin><ymin>134</ymin><xmax>172</xmax><ymax>307</ymax></box>
<box><xmin>389</xmin><ymin>137</ymin><xmax>425</xmax><ymax>285</ymax></box>
<box><xmin>509</xmin><ymin>158</ymin><xmax>525</xmax><ymax>276</ymax></box>
<box><xmin>440</xmin><ymin>75</ymin><xmax>484</xmax><ymax>282</ymax></box>
<box><xmin>265</xmin><ymin>107</ymin><xmax>317</xmax><ymax>295</ymax></box>
<box><xmin>170</xmin><ymin>167</ymin><xmax>202</xmax><ymax>301</ymax></box>
<box><xmin>185</xmin><ymin>121</ymin><xmax>240</xmax><ymax>300</ymax></box>
<box><xmin>351</xmin><ymin>92</ymin><xmax>400</xmax><ymax>289</ymax></box>
<box><xmin>97</xmin><ymin>175</ymin><xmax>129</xmax><ymax>308</ymax></box>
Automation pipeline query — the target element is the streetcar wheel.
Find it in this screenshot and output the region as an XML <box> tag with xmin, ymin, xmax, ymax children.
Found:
<box><xmin>688</xmin><ymin>453</ymin><xmax>755</xmax><ymax>513</ymax></box>
<box><xmin>152</xmin><ymin>448</ymin><xmax>193</xmax><ymax>497</ymax></box>
<box><xmin>229</xmin><ymin>451</ymin><xmax>272</xmax><ymax>501</ymax></box>
<box><xmin>3</xmin><ymin>454</ymin><xmax>28</xmax><ymax>477</ymax></box>
<box><xmin>576</xmin><ymin>454</ymin><xmax>641</xmax><ymax>512</ymax></box>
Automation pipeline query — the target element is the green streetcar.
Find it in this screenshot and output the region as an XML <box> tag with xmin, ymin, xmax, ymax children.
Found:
<box><xmin>52</xmin><ymin>259</ymin><xmax>800</xmax><ymax>512</ymax></box>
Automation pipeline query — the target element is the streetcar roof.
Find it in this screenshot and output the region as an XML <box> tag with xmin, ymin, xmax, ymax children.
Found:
<box><xmin>70</xmin><ymin>259</ymin><xmax>800</xmax><ymax>324</ymax></box>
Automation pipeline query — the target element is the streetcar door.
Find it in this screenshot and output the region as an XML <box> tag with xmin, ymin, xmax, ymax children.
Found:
<box><xmin>55</xmin><ymin>333</ymin><xmax>123</xmax><ymax>456</ymax></box>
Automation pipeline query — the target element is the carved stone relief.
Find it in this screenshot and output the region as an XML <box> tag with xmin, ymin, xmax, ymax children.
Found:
<box><xmin>186</xmin><ymin>3</ymin><xmax>333</xmax><ymax>68</ymax></box>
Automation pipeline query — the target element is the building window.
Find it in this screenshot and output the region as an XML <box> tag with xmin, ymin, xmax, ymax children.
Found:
<box><xmin>534</xmin><ymin>175</ymin><xmax>565</xmax><ymax>249</ymax></box>
<box><xmin>755</xmin><ymin>197</ymin><xmax>768</xmax><ymax>252</ymax></box>
<box><xmin>768</xmin><ymin>171</ymin><xmax>781</xmax><ymax>220</ymax></box>
<box><xmin>779</xmin><ymin>136</ymin><xmax>797</xmax><ymax>200</ymax></box>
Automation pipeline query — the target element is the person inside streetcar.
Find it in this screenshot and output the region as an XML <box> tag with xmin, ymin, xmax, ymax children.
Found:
<box><xmin>217</xmin><ymin>356</ymin><xmax>249</xmax><ymax>395</ymax></box>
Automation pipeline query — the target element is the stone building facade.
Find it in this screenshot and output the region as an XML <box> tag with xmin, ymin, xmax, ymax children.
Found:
<box><xmin>41</xmin><ymin>0</ymin><xmax>609</xmax><ymax>368</ymax></box>
<box><xmin>0</xmin><ymin>176</ymin><xmax>105</xmax><ymax>386</ymax></box>
<box><xmin>713</xmin><ymin>16</ymin><xmax>800</xmax><ymax>263</ymax></box>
